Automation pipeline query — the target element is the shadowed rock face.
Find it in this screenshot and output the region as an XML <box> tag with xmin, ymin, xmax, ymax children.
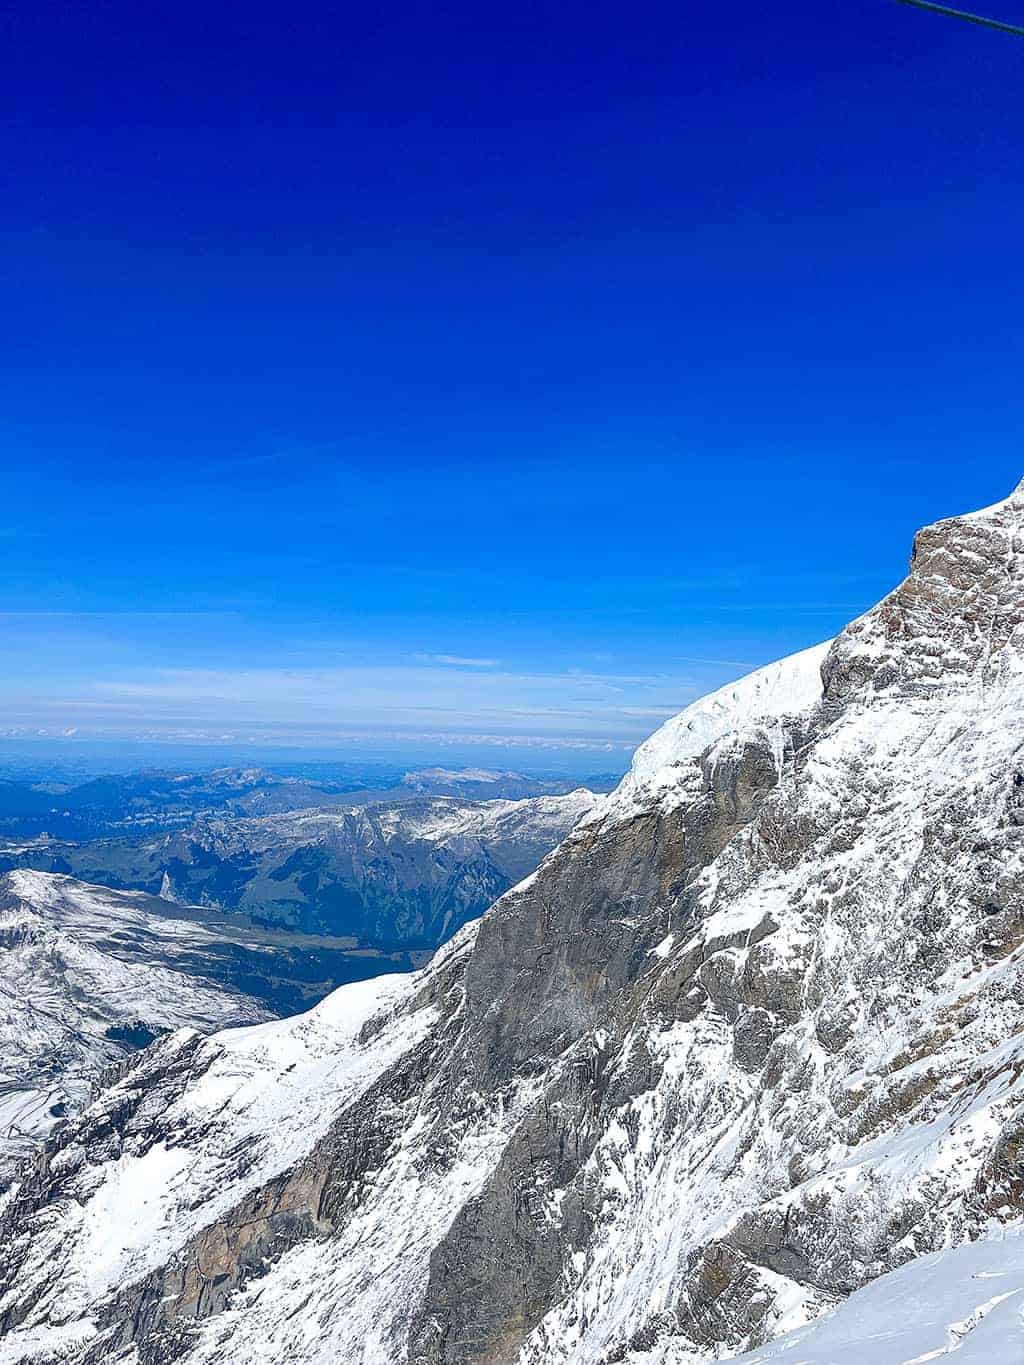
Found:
<box><xmin>4</xmin><ymin>485</ymin><xmax>1024</xmax><ymax>1365</ymax></box>
<box><xmin>410</xmin><ymin>733</ymin><xmax>788</xmax><ymax>1365</ymax></box>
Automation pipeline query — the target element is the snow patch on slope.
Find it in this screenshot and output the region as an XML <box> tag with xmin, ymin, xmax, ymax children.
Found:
<box><xmin>731</xmin><ymin>1227</ymin><xmax>1024</xmax><ymax>1364</ymax></box>
<box><xmin>0</xmin><ymin>871</ymin><xmax>269</xmax><ymax>1181</ymax></box>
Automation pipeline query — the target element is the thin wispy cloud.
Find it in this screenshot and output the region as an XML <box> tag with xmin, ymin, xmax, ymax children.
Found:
<box><xmin>0</xmin><ymin>658</ymin><xmax>710</xmax><ymax>751</ymax></box>
<box><xmin>675</xmin><ymin>655</ymin><xmax>759</xmax><ymax>668</ymax></box>
<box><xmin>414</xmin><ymin>653</ymin><xmax>501</xmax><ymax>668</ymax></box>
<box><xmin>206</xmin><ymin>439</ymin><xmax>350</xmax><ymax>475</ymax></box>
<box><xmin>0</xmin><ymin>720</ymin><xmax>636</xmax><ymax>753</ymax></box>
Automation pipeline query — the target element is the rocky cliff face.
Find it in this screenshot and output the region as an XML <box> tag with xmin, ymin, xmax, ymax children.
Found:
<box><xmin>3</xmin><ymin>485</ymin><xmax>1024</xmax><ymax>1364</ymax></box>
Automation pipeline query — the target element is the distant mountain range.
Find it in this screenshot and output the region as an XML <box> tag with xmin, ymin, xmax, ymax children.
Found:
<box><xmin>0</xmin><ymin>790</ymin><xmax>599</xmax><ymax>942</ymax></box>
<box><xmin>398</xmin><ymin>767</ymin><xmax>593</xmax><ymax>800</ymax></box>
<box><xmin>0</xmin><ymin>764</ymin><xmax>616</xmax><ymax>841</ymax></box>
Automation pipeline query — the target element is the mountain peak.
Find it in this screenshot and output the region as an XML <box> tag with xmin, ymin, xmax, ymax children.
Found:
<box><xmin>824</xmin><ymin>476</ymin><xmax>1024</xmax><ymax>707</ymax></box>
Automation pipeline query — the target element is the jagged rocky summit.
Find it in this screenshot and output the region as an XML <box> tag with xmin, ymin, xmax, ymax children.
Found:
<box><xmin>3</xmin><ymin>483</ymin><xmax>1024</xmax><ymax>1364</ymax></box>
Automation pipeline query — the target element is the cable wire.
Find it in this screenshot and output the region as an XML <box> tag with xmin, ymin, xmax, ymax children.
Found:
<box><xmin>891</xmin><ymin>0</ymin><xmax>1024</xmax><ymax>36</ymax></box>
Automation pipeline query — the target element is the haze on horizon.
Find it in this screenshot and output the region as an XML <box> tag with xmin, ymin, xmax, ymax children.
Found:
<box><xmin>2</xmin><ymin>1</ymin><xmax>1022</xmax><ymax>767</ymax></box>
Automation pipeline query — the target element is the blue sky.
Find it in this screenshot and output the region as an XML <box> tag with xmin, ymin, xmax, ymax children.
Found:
<box><xmin>1</xmin><ymin>0</ymin><xmax>1022</xmax><ymax>769</ymax></box>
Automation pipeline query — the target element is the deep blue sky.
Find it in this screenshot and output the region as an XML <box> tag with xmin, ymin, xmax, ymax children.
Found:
<box><xmin>1</xmin><ymin>0</ymin><xmax>1022</xmax><ymax>769</ymax></box>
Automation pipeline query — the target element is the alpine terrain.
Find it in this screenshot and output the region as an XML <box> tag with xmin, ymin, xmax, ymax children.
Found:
<box><xmin>4</xmin><ymin>483</ymin><xmax>1024</xmax><ymax>1363</ymax></box>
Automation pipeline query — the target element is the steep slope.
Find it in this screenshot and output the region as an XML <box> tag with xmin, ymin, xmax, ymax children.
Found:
<box><xmin>0</xmin><ymin>865</ymin><xmax>457</xmax><ymax>1190</ymax></box>
<box><xmin>4</xmin><ymin>484</ymin><xmax>1024</xmax><ymax>1363</ymax></box>
<box><xmin>4</xmin><ymin>790</ymin><xmax>599</xmax><ymax>944</ymax></box>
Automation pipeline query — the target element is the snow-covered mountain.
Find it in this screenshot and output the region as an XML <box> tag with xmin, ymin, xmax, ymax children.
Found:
<box><xmin>0</xmin><ymin>871</ymin><xmax>271</xmax><ymax>1187</ymax></box>
<box><xmin>4</xmin><ymin>483</ymin><xmax>1024</xmax><ymax>1363</ymax></box>
<box><xmin>0</xmin><ymin>792</ymin><xmax>597</xmax><ymax>1203</ymax></box>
